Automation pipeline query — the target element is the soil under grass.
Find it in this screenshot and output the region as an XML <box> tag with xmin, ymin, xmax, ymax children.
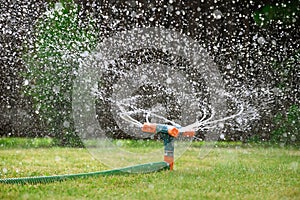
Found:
<box><xmin>0</xmin><ymin>138</ymin><xmax>299</xmax><ymax>200</ymax></box>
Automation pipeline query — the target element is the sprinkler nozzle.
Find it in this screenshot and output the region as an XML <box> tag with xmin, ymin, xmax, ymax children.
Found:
<box><xmin>141</xmin><ymin>123</ymin><xmax>196</xmax><ymax>138</ymax></box>
<box><xmin>180</xmin><ymin>130</ymin><xmax>195</xmax><ymax>138</ymax></box>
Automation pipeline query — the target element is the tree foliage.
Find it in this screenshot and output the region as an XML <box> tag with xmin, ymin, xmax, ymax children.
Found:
<box><xmin>23</xmin><ymin>0</ymin><xmax>98</xmax><ymax>146</ymax></box>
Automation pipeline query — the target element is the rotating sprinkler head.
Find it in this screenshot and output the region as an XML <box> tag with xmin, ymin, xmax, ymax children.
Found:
<box><xmin>142</xmin><ymin>123</ymin><xmax>180</xmax><ymax>137</ymax></box>
<box><xmin>141</xmin><ymin>123</ymin><xmax>195</xmax><ymax>170</ymax></box>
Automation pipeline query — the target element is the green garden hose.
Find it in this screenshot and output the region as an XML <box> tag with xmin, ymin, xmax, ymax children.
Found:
<box><xmin>0</xmin><ymin>161</ymin><xmax>169</xmax><ymax>184</ymax></box>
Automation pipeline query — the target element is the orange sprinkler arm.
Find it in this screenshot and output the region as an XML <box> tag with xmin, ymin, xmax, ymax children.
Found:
<box><xmin>141</xmin><ymin>123</ymin><xmax>179</xmax><ymax>137</ymax></box>
<box><xmin>180</xmin><ymin>130</ymin><xmax>195</xmax><ymax>138</ymax></box>
<box><xmin>141</xmin><ymin>123</ymin><xmax>195</xmax><ymax>138</ymax></box>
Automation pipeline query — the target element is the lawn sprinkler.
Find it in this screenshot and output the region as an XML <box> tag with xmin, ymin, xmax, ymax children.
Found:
<box><xmin>141</xmin><ymin>123</ymin><xmax>195</xmax><ymax>170</ymax></box>
<box><xmin>0</xmin><ymin>122</ymin><xmax>195</xmax><ymax>184</ymax></box>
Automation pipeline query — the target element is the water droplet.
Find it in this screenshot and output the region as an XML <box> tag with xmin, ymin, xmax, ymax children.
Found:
<box><xmin>257</xmin><ymin>36</ymin><xmax>266</xmax><ymax>45</ymax></box>
<box><xmin>55</xmin><ymin>156</ymin><xmax>61</xmax><ymax>162</ymax></box>
<box><xmin>148</xmin><ymin>184</ymin><xmax>154</xmax><ymax>189</ymax></box>
<box><xmin>53</xmin><ymin>85</ymin><xmax>60</xmax><ymax>94</ymax></box>
<box><xmin>218</xmin><ymin>122</ymin><xmax>224</xmax><ymax>129</ymax></box>
<box><xmin>24</xmin><ymin>79</ymin><xmax>29</xmax><ymax>86</ymax></box>
<box><xmin>166</xmin><ymin>77</ymin><xmax>172</xmax><ymax>84</ymax></box>
<box><xmin>55</xmin><ymin>2</ymin><xmax>63</xmax><ymax>10</ymax></box>
<box><xmin>116</xmin><ymin>140</ymin><xmax>123</xmax><ymax>147</ymax></box>
<box><xmin>220</xmin><ymin>134</ymin><xmax>225</xmax><ymax>140</ymax></box>
<box><xmin>289</xmin><ymin>162</ymin><xmax>298</xmax><ymax>171</ymax></box>
<box><xmin>212</xmin><ymin>10</ymin><xmax>222</xmax><ymax>19</ymax></box>
<box><xmin>2</xmin><ymin>168</ymin><xmax>8</xmax><ymax>174</ymax></box>
<box><xmin>283</xmin><ymin>133</ymin><xmax>287</xmax><ymax>137</ymax></box>
<box><xmin>80</xmin><ymin>51</ymin><xmax>89</xmax><ymax>57</ymax></box>
<box><xmin>290</xmin><ymin>135</ymin><xmax>296</xmax><ymax>141</ymax></box>
<box><xmin>63</xmin><ymin>121</ymin><xmax>70</xmax><ymax>128</ymax></box>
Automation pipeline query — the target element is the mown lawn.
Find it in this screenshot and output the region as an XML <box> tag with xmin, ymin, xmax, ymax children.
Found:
<box><xmin>0</xmin><ymin>138</ymin><xmax>299</xmax><ymax>200</ymax></box>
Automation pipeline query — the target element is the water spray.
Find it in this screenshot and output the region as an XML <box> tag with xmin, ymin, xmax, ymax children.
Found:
<box><xmin>0</xmin><ymin>26</ymin><xmax>254</xmax><ymax>184</ymax></box>
<box><xmin>0</xmin><ymin>89</ymin><xmax>247</xmax><ymax>184</ymax></box>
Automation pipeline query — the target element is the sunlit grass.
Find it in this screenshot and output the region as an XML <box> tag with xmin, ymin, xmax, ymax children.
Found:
<box><xmin>0</xmin><ymin>138</ymin><xmax>299</xmax><ymax>200</ymax></box>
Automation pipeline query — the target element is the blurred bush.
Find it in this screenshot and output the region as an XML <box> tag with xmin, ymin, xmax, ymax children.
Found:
<box><xmin>271</xmin><ymin>105</ymin><xmax>300</xmax><ymax>147</ymax></box>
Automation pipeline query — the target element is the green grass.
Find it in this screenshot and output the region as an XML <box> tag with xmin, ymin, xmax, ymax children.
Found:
<box><xmin>0</xmin><ymin>137</ymin><xmax>55</xmax><ymax>149</ymax></box>
<box><xmin>0</xmin><ymin>138</ymin><xmax>299</xmax><ymax>200</ymax></box>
